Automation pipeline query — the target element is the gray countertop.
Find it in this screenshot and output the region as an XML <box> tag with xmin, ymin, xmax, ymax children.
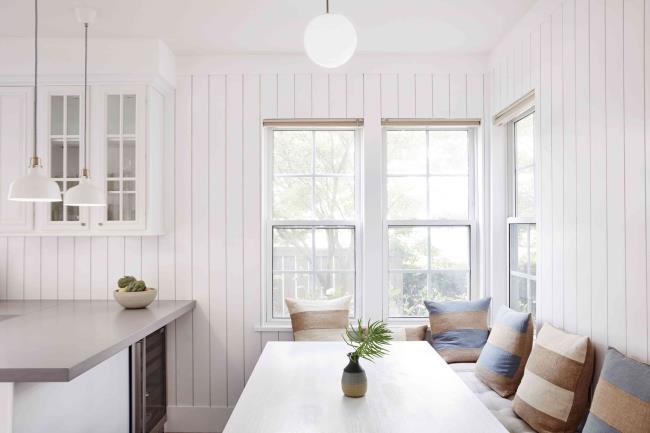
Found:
<box><xmin>0</xmin><ymin>299</ymin><xmax>195</xmax><ymax>382</ymax></box>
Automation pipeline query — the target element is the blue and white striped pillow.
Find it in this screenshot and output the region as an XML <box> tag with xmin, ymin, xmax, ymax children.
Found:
<box><xmin>424</xmin><ymin>297</ymin><xmax>491</xmax><ymax>363</ymax></box>
<box><xmin>475</xmin><ymin>305</ymin><xmax>534</xmax><ymax>397</ymax></box>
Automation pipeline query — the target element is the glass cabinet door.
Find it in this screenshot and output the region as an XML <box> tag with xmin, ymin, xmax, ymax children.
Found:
<box><xmin>105</xmin><ymin>93</ymin><xmax>138</xmax><ymax>223</ymax></box>
<box><xmin>49</xmin><ymin>93</ymin><xmax>82</xmax><ymax>223</ymax></box>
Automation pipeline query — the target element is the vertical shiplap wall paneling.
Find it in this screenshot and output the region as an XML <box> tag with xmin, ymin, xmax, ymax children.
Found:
<box><xmin>398</xmin><ymin>74</ymin><xmax>415</xmax><ymax>118</ymax></box>
<box><xmin>380</xmin><ymin>74</ymin><xmax>398</xmax><ymax>118</ymax></box>
<box><xmin>258</xmin><ymin>74</ymin><xmax>280</xmax><ymax>350</ymax></box>
<box><xmin>74</xmin><ymin>238</ymin><xmax>91</xmax><ymax>299</ymax></box>
<box><xmin>23</xmin><ymin>237</ymin><xmax>40</xmax><ymax>299</ymax></box>
<box><xmin>0</xmin><ymin>237</ymin><xmax>6</xmax><ymax>299</ymax></box>
<box><xmin>450</xmin><ymin>74</ymin><xmax>467</xmax><ymax>118</ymax></box>
<box><xmin>346</xmin><ymin>74</ymin><xmax>364</xmax><ymax>119</ymax></box>
<box><xmin>415</xmin><ymin>74</ymin><xmax>433</xmax><ymax>118</ymax></box>
<box><xmin>562</xmin><ymin>0</ymin><xmax>577</xmax><ymax>334</ymax></box>
<box><xmin>124</xmin><ymin>237</ymin><xmax>142</xmax><ymax>278</ymax></box>
<box><xmin>589</xmin><ymin>0</ymin><xmax>608</xmax><ymax>357</ymax></box>
<box><xmin>277</xmin><ymin>74</ymin><xmax>294</xmax><ymax>118</ymax></box>
<box><xmin>531</xmin><ymin>24</ymin><xmax>542</xmax><ymax>320</ymax></box>
<box><xmin>225</xmin><ymin>73</ymin><xmax>245</xmax><ymax>406</ymax></box>
<box><xmin>329</xmin><ymin>74</ymin><xmax>347</xmax><ymax>118</ymax></box>
<box><xmin>311</xmin><ymin>74</ymin><xmax>329</xmax><ymax>118</ymax></box>
<box><xmin>242</xmin><ymin>73</ymin><xmax>262</xmax><ymax>381</ymax></box>
<box><xmin>522</xmin><ymin>33</ymin><xmax>532</xmax><ymax>94</ymax></box>
<box><xmin>191</xmin><ymin>74</ymin><xmax>211</xmax><ymax>406</ymax></box>
<box><xmin>433</xmin><ymin>74</ymin><xmax>450</xmax><ymax>118</ymax></box>
<box><xmin>539</xmin><ymin>19</ymin><xmax>554</xmax><ymax>324</ymax></box>
<box><xmin>141</xmin><ymin>237</ymin><xmax>158</xmax><ymax>292</ymax></box>
<box><xmin>645</xmin><ymin>0</ymin><xmax>650</xmax><ymax>361</ymax></box>
<box><xmin>467</xmin><ymin>75</ymin><xmax>484</xmax><ymax>119</ymax></box>
<box><xmin>208</xmin><ymin>74</ymin><xmax>228</xmax><ymax>407</ymax></box>
<box><xmin>605</xmin><ymin>0</ymin><xmax>627</xmax><ymax>354</ymax></box>
<box><xmin>551</xmin><ymin>8</ymin><xmax>565</xmax><ymax>328</ymax></box>
<box><xmin>40</xmin><ymin>237</ymin><xmax>57</xmax><ymax>300</ymax></box>
<box><xmin>491</xmin><ymin>0</ymin><xmax>650</xmax><ymax>366</ymax></box>
<box><xmin>174</xmin><ymin>75</ymin><xmax>194</xmax><ymax>406</ymax></box>
<box><xmin>294</xmin><ymin>73</ymin><xmax>312</xmax><ymax>118</ymax></box>
<box><xmin>624</xmin><ymin>0</ymin><xmax>648</xmax><ymax>363</ymax></box>
<box><xmin>575</xmin><ymin>0</ymin><xmax>592</xmax><ymax>339</ymax></box>
<box><xmin>90</xmin><ymin>237</ymin><xmax>107</xmax><ymax>300</ymax></box>
<box><xmin>58</xmin><ymin>237</ymin><xmax>75</xmax><ymax>300</ymax></box>
<box><xmin>6</xmin><ymin>237</ymin><xmax>23</xmax><ymax>299</ymax></box>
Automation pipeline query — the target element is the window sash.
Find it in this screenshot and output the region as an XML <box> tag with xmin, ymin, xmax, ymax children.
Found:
<box><xmin>382</xmin><ymin>126</ymin><xmax>478</xmax><ymax>320</ymax></box>
<box><xmin>263</xmin><ymin>127</ymin><xmax>362</xmax><ymax>325</ymax></box>
<box><xmin>507</xmin><ymin>108</ymin><xmax>537</xmax><ymax>315</ymax></box>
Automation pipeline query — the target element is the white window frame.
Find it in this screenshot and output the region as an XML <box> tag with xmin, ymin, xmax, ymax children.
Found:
<box><xmin>261</xmin><ymin>126</ymin><xmax>363</xmax><ymax>326</ymax></box>
<box><xmin>382</xmin><ymin>126</ymin><xmax>479</xmax><ymax>322</ymax></box>
<box><xmin>506</xmin><ymin>109</ymin><xmax>537</xmax><ymax>314</ymax></box>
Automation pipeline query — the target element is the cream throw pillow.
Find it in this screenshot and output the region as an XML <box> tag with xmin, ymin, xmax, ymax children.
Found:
<box><xmin>285</xmin><ymin>296</ymin><xmax>352</xmax><ymax>341</ymax></box>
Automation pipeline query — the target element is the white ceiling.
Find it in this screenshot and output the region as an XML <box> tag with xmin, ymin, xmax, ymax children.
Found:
<box><xmin>0</xmin><ymin>0</ymin><xmax>537</xmax><ymax>56</ymax></box>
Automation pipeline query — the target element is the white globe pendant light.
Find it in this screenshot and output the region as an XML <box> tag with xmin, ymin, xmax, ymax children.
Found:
<box><xmin>304</xmin><ymin>0</ymin><xmax>357</xmax><ymax>68</ymax></box>
<box><xmin>8</xmin><ymin>0</ymin><xmax>61</xmax><ymax>202</ymax></box>
<box><xmin>64</xmin><ymin>8</ymin><xmax>105</xmax><ymax>207</ymax></box>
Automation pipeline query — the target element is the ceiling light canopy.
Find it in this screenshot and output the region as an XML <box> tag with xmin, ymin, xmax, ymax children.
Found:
<box><xmin>8</xmin><ymin>0</ymin><xmax>61</xmax><ymax>202</ymax></box>
<box><xmin>304</xmin><ymin>0</ymin><xmax>357</xmax><ymax>69</ymax></box>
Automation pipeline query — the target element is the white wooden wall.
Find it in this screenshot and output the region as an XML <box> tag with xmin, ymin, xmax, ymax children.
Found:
<box><xmin>490</xmin><ymin>0</ymin><xmax>650</xmax><ymax>368</ymax></box>
<box><xmin>0</xmin><ymin>68</ymin><xmax>485</xmax><ymax>431</ymax></box>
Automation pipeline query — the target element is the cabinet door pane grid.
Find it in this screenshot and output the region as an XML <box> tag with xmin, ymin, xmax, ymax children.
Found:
<box><xmin>49</xmin><ymin>94</ymin><xmax>81</xmax><ymax>223</ymax></box>
<box><xmin>106</xmin><ymin>94</ymin><xmax>137</xmax><ymax>222</ymax></box>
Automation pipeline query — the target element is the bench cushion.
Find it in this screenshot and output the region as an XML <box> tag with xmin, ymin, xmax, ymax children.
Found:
<box><xmin>583</xmin><ymin>348</ymin><xmax>650</xmax><ymax>433</ymax></box>
<box><xmin>513</xmin><ymin>323</ymin><xmax>594</xmax><ymax>433</ymax></box>
<box><xmin>451</xmin><ymin>363</ymin><xmax>535</xmax><ymax>433</ymax></box>
<box><xmin>476</xmin><ymin>306</ymin><xmax>534</xmax><ymax>397</ymax></box>
<box><xmin>424</xmin><ymin>297</ymin><xmax>491</xmax><ymax>363</ymax></box>
<box><xmin>285</xmin><ymin>296</ymin><xmax>351</xmax><ymax>341</ymax></box>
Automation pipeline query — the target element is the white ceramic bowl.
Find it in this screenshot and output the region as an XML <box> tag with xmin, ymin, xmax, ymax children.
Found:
<box><xmin>113</xmin><ymin>288</ymin><xmax>157</xmax><ymax>309</ymax></box>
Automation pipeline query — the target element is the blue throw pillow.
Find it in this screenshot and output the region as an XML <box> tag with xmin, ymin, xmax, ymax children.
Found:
<box><xmin>424</xmin><ymin>297</ymin><xmax>491</xmax><ymax>363</ymax></box>
<box><xmin>583</xmin><ymin>348</ymin><xmax>650</xmax><ymax>433</ymax></box>
<box><xmin>475</xmin><ymin>305</ymin><xmax>533</xmax><ymax>397</ymax></box>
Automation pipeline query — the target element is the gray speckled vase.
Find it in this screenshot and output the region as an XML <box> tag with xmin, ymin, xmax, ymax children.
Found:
<box><xmin>341</xmin><ymin>353</ymin><xmax>367</xmax><ymax>398</ymax></box>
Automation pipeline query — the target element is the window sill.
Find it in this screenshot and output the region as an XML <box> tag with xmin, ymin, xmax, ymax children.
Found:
<box><xmin>254</xmin><ymin>325</ymin><xmax>293</xmax><ymax>332</ymax></box>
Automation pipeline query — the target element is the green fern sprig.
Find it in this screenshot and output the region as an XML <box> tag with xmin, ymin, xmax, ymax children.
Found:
<box><xmin>343</xmin><ymin>319</ymin><xmax>393</xmax><ymax>363</ymax></box>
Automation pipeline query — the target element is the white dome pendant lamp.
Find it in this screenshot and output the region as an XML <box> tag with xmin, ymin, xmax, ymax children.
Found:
<box><xmin>64</xmin><ymin>8</ymin><xmax>105</xmax><ymax>207</ymax></box>
<box><xmin>304</xmin><ymin>0</ymin><xmax>357</xmax><ymax>68</ymax></box>
<box><xmin>8</xmin><ymin>0</ymin><xmax>61</xmax><ymax>202</ymax></box>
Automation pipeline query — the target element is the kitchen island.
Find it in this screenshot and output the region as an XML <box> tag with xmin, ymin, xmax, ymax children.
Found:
<box><xmin>0</xmin><ymin>299</ymin><xmax>194</xmax><ymax>433</ymax></box>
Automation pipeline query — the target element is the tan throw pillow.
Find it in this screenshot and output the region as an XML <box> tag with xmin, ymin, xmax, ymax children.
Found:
<box><xmin>285</xmin><ymin>296</ymin><xmax>351</xmax><ymax>341</ymax></box>
<box><xmin>475</xmin><ymin>306</ymin><xmax>534</xmax><ymax>397</ymax></box>
<box><xmin>389</xmin><ymin>325</ymin><xmax>428</xmax><ymax>341</ymax></box>
<box><xmin>513</xmin><ymin>323</ymin><xmax>594</xmax><ymax>433</ymax></box>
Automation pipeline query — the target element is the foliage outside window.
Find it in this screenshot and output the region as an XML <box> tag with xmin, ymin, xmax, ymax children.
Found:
<box><xmin>385</xmin><ymin>129</ymin><xmax>474</xmax><ymax>318</ymax></box>
<box><xmin>269</xmin><ymin>129</ymin><xmax>358</xmax><ymax>319</ymax></box>
<box><xmin>508</xmin><ymin>112</ymin><xmax>537</xmax><ymax>315</ymax></box>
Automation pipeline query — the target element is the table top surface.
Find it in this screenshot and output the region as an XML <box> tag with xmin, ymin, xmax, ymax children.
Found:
<box><xmin>224</xmin><ymin>341</ymin><xmax>508</xmax><ymax>433</ymax></box>
<box><xmin>0</xmin><ymin>299</ymin><xmax>194</xmax><ymax>382</ymax></box>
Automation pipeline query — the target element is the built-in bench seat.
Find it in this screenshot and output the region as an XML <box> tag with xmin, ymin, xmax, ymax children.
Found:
<box><xmin>450</xmin><ymin>363</ymin><xmax>535</xmax><ymax>433</ymax></box>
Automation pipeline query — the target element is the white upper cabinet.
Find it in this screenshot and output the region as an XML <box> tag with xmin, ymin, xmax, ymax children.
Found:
<box><xmin>36</xmin><ymin>86</ymin><xmax>90</xmax><ymax>232</ymax></box>
<box><xmin>0</xmin><ymin>83</ymin><xmax>167</xmax><ymax>236</ymax></box>
<box><xmin>0</xmin><ymin>87</ymin><xmax>34</xmax><ymax>232</ymax></box>
<box><xmin>90</xmin><ymin>85</ymin><xmax>148</xmax><ymax>232</ymax></box>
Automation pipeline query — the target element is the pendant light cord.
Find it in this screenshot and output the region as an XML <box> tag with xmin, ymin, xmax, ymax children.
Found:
<box><xmin>33</xmin><ymin>0</ymin><xmax>38</xmax><ymax>161</ymax></box>
<box><xmin>83</xmin><ymin>22</ymin><xmax>88</xmax><ymax>176</ymax></box>
<box><xmin>326</xmin><ymin>0</ymin><xmax>329</xmax><ymax>13</ymax></box>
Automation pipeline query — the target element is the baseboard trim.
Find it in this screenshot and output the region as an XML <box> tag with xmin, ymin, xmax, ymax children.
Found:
<box><xmin>165</xmin><ymin>405</ymin><xmax>233</xmax><ymax>433</ymax></box>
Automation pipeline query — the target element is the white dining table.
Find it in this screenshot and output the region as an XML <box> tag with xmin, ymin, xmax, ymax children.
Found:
<box><xmin>223</xmin><ymin>341</ymin><xmax>508</xmax><ymax>433</ymax></box>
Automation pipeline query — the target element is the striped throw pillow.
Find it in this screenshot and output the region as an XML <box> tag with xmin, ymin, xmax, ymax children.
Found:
<box><xmin>513</xmin><ymin>323</ymin><xmax>594</xmax><ymax>433</ymax></box>
<box><xmin>424</xmin><ymin>297</ymin><xmax>491</xmax><ymax>363</ymax></box>
<box><xmin>475</xmin><ymin>306</ymin><xmax>534</xmax><ymax>397</ymax></box>
<box><xmin>285</xmin><ymin>296</ymin><xmax>351</xmax><ymax>341</ymax></box>
<box><xmin>583</xmin><ymin>348</ymin><xmax>650</xmax><ymax>433</ymax></box>
<box><xmin>389</xmin><ymin>325</ymin><xmax>428</xmax><ymax>341</ymax></box>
